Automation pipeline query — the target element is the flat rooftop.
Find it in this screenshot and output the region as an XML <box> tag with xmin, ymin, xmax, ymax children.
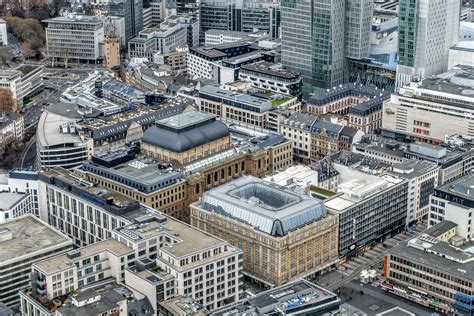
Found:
<box><xmin>436</xmin><ymin>173</ymin><xmax>474</xmax><ymax>201</ymax></box>
<box><xmin>0</xmin><ymin>192</ymin><xmax>28</xmax><ymax>211</ymax></box>
<box><xmin>424</xmin><ymin>221</ymin><xmax>457</xmax><ymax>239</ymax></box>
<box><xmin>0</xmin><ymin>215</ymin><xmax>71</xmax><ymax>264</ymax></box>
<box><xmin>199</xmin><ymin>176</ymin><xmax>328</xmax><ymax>236</ymax></box>
<box><xmin>116</xmin><ymin>213</ymin><xmax>229</xmax><ymax>258</ymax></box>
<box><xmin>390</xmin><ymin>235</ymin><xmax>474</xmax><ymax>280</ymax></box>
<box><xmin>325</xmin><ymin>164</ymin><xmax>404</xmax><ymax>212</ymax></box>
<box><xmin>34</xmin><ymin>238</ymin><xmax>133</xmax><ymax>274</ymax></box>
<box><xmin>391</xmin><ymin>159</ymin><xmax>439</xmax><ymax>179</ymax></box>
<box><xmin>156</xmin><ymin>111</ymin><xmax>213</xmax><ymax>130</ymax></box>
<box><xmin>211</xmin><ymin>280</ymin><xmax>339</xmax><ymax>315</ymax></box>
<box><xmin>241</xmin><ymin>61</ymin><xmax>301</xmax><ymax>79</ymax></box>
<box><xmin>159</xmin><ymin>297</ymin><xmax>207</xmax><ymax>316</ymax></box>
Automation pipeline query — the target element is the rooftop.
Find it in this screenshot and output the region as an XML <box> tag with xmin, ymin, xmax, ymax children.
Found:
<box><xmin>210</xmin><ymin>280</ymin><xmax>339</xmax><ymax>316</ymax></box>
<box><xmin>390</xmin><ymin>234</ymin><xmax>474</xmax><ymax>280</ymax></box>
<box><xmin>0</xmin><ymin>191</ymin><xmax>28</xmax><ymax>211</ymax></box>
<box><xmin>159</xmin><ymin>296</ymin><xmax>207</xmax><ymax>316</ymax></box>
<box><xmin>115</xmin><ymin>213</ymin><xmax>231</xmax><ymax>259</ymax></box>
<box><xmin>390</xmin><ymin>159</ymin><xmax>439</xmax><ymax>179</ymax></box>
<box><xmin>43</xmin><ymin>15</ymin><xmax>104</xmax><ymax>24</ymax></box>
<box><xmin>198</xmin><ymin>176</ymin><xmax>327</xmax><ymax>236</ymax></box>
<box><xmin>240</xmin><ymin>61</ymin><xmax>301</xmax><ymax>79</ymax></box>
<box><xmin>0</xmin><ymin>215</ymin><xmax>71</xmax><ymax>265</ymax></box>
<box><xmin>435</xmin><ymin>173</ymin><xmax>474</xmax><ymax>206</ymax></box>
<box><xmin>424</xmin><ymin>221</ymin><xmax>458</xmax><ymax>239</ymax></box>
<box><xmin>34</xmin><ymin>238</ymin><xmax>133</xmax><ymax>274</ymax></box>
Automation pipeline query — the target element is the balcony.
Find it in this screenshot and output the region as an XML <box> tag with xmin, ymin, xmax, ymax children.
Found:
<box><xmin>36</xmin><ymin>279</ymin><xmax>47</xmax><ymax>287</ymax></box>
<box><xmin>36</xmin><ymin>287</ymin><xmax>47</xmax><ymax>296</ymax></box>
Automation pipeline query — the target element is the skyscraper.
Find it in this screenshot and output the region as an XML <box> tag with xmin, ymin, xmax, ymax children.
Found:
<box><xmin>396</xmin><ymin>0</ymin><xmax>460</xmax><ymax>90</ymax></box>
<box><xmin>109</xmin><ymin>0</ymin><xmax>143</xmax><ymax>41</ymax></box>
<box><xmin>200</xmin><ymin>0</ymin><xmax>281</xmax><ymax>40</ymax></box>
<box><xmin>281</xmin><ymin>0</ymin><xmax>373</xmax><ymax>93</ymax></box>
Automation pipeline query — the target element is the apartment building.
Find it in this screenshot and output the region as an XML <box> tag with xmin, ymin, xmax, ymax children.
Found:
<box><xmin>389</xmin><ymin>160</ymin><xmax>440</xmax><ymax>224</ymax></box>
<box><xmin>0</xmin><ymin>215</ymin><xmax>72</xmax><ymax>307</ymax></box>
<box><xmin>44</xmin><ymin>16</ymin><xmax>105</xmax><ymax>65</ymax></box>
<box><xmin>116</xmin><ymin>214</ymin><xmax>242</xmax><ymax>311</ymax></box>
<box><xmin>384</xmin><ymin>230</ymin><xmax>474</xmax><ymax>315</ymax></box>
<box><xmin>383</xmin><ymin>68</ymin><xmax>474</xmax><ymax>143</ymax></box>
<box><xmin>190</xmin><ymin>176</ymin><xmax>339</xmax><ymax>286</ymax></box>
<box><xmin>0</xmin><ymin>112</ymin><xmax>24</xmax><ymax>146</ymax></box>
<box><xmin>428</xmin><ymin>174</ymin><xmax>474</xmax><ymax>242</ymax></box>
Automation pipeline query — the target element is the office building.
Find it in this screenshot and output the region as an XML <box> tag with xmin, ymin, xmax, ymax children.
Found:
<box><xmin>44</xmin><ymin>16</ymin><xmax>105</xmax><ymax>65</ymax></box>
<box><xmin>307</xmin><ymin>83</ymin><xmax>390</xmax><ymax>134</ymax></box>
<box><xmin>324</xmin><ymin>162</ymin><xmax>407</xmax><ymax>258</ymax></box>
<box><xmin>190</xmin><ymin>176</ymin><xmax>339</xmax><ymax>286</ymax></box>
<box><xmin>200</xmin><ymin>0</ymin><xmax>280</xmax><ymax>40</ymax></box>
<box><xmin>428</xmin><ymin>174</ymin><xmax>474</xmax><ymax>241</ymax></box>
<box><xmin>384</xmin><ymin>230</ymin><xmax>474</xmax><ymax>315</ymax></box>
<box><xmin>196</xmin><ymin>85</ymin><xmax>299</xmax><ymax>131</ymax></box>
<box><xmin>0</xmin><ymin>215</ymin><xmax>72</xmax><ymax>307</ymax></box>
<box><xmin>36</xmin><ymin>103</ymin><xmax>89</xmax><ymax>170</ymax></box>
<box><xmin>239</xmin><ymin>62</ymin><xmax>303</xmax><ymax>100</ymax></box>
<box><xmin>0</xmin><ymin>169</ymin><xmax>39</xmax><ymax>221</ymax></box>
<box><xmin>396</xmin><ymin>0</ymin><xmax>460</xmax><ymax>89</ymax></box>
<box><xmin>0</xmin><ymin>65</ymin><xmax>43</xmax><ymax>104</ymax></box>
<box><xmin>0</xmin><ymin>192</ymin><xmax>35</xmax><ymax>223</ymax></box>
<box><xmin>210</xmin><ymin>280</ymin><xmax>340</xmax><ymax>316</ymax></box>
<box><xmin>281</xmin><ymin>0</ymin><xmax>373</xmax><ymax>92</ymax></box>
<box><xmin>109</xmin><ymin>0</ymin><xmax>143</xmax><ymax>40</ymax></box>
<box><xmin>158</xmin><ymin>296</ymin><xmax>207</xmax><ymax>316</ymax></box>
<box><xmin>383</xmin><ymin>68</ymin><xmax>474</xmax><ymax>143</ymax></box>
<box><xmin>389</xmin><ymin>160</ymin><xmax>439</xmax><ymax>224</ymax></box>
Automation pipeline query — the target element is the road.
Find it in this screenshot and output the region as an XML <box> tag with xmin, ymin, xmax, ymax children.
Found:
<box><xmin>20</xmin><ymin>136</ymin><xmax>36</xmax><ymax>169</ymax></box>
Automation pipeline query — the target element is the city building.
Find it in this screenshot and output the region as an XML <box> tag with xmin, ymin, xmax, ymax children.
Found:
<box><xmin>428</xmin><ymin>174</ymin><xmax>474</xmax><ymax>241</ymax></box>
<box><xmin>128</xmin><ymin>17</ymin><xmax>189</xmax><ymax>59</ymax></box>
<box><xmin>44</xmin><ymin>16</ymin><xmax>105</xmax><ymax>65</ymax></box>
<box><xmin>0</xmin><ymin>215</ymin><xmax>72</xmax><ymax>307</ymax></box>
<box><xmin>118</xmin><ymin>213</ymin><xmax>243</xmax><ymax>311</ymax></box>
<box><xmin>383</xmin><ymin>229</ymin><xmax>474</xmax><ymax>315</ymax></box>
<box><xmin>0</xmin><ymin>169</ymin><xmax>40</xmax><ymax>220</ymax></box>
<box><xmin>0</xmin><ymin>18</ymin><xmax>7</xmax><ymax>45</ymax></box>
<box><xmin>448</xmin><ymin>41</ymin><xmax>474</xmax><ymax>69</ymax></box>
<box><xmin>158</xmin><ymin>296</ymin><xmax>207</xmax><ymax>316</ymax></box>
<box><xmin>281</xmin><ymin>0</ymin><xmax>373</xmax><ymax>92</ymax></box>
<box><xmin>323</xmin><ymin>162</ymin><xmax>407</xmax><ymax>258</ymax></box>
<box><xmin>153</xmin><ymin>46</ymin><xmax>189</xmax><ymax>73</ymax></box>
<box><xmin>104</xmin><ymin>37</ymin><xmax>121</xmax><ymax>68</ymax></box>
<box><xmin>239</xmin><ymin>62</ymin><xmax>303</xmax><ymax>100</ymax></box>
<box><xmin>396</xmin><ymin>0</ymin><xmax>460</xmax><ymax>89</ymax></box>
<box><xmin>200</xmin><ymin>0</ymin><xmax>280</xmax><ymax>40</ymax></box>
<box><xmin>263</xmin><ymin>164</ymin><xmax>340</xmax><ymax>195</ymax></box>
<box><xmin>389</xmin><ymin>160</ymin><xmax>440</xmax><ymax>224</ymax></box>
<box><xmin>190</xmin><ymin>176</ymin><xmax>339</xmax><ymax>286</ymax></box>
<box><xmin>36</xmin><ymin>103</ymin><xmax>89</xmax><ymax>170</ymax></box>
<box><xmin>280</xmin><ymin>112</ymin><xmax>363</xmax><ymax>162</ymax></box>
<box><xmin>187</xmin><ymin>42</ymin><xmax>257</xmax><ymax>79</ymax></box>
<box><xmin>204</xmin><ymin>29</ymin><xmax>268</xmax><ymax>46</ymax></box>
<box><xmin>383</xmin><ymin>68</ymin><xmax>474</xmax><ymax>143</ymax></box>
<box><xmin>210</xmin><ymin>280</ymin><xmax>340</xmax><ymax>316</ymax></box>
<box><xmin>109</xmin><ymin>0</ymin><xmax>143</xmax><ymax>40</ymax></box>
<box><xmin>307</xmin><ymin>83</ymin><xmax>391</xmax><ymax>134</ymax></box>
<box><xmin>196</xmin><ymin>85</ymin><xmax>300</xmax><ymax>131</ymax></box>
<box><xmin>0</xmin><ymin>112</ymin><xmax>24</xmax><ymax>147</ymax></box>
<box><xmin>0</xmin><ymin>65</ymin><xmax>43</xmax><ymax>104</ymax></box>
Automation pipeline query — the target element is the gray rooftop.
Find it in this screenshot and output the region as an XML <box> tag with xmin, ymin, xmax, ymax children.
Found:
<box><xmin>199</xmin><ymin>85</ymin><xmax>272</xmax><ymax>113</ymax></box>
<box><xmin>0</xmin><ymin>192</ymin><xmax>28</xmax><ymax>211</ymax></box>
<box><xmin>210</xmin><ymin>280</ymin><xmax>339</xmax><ymax>316</ymax></box>
<box><xmin>199</xmin><ymin>176</ymin><xmax>327</xmax><ymax>236</ymax></box>
<box><xmin>436</xmin><ymin>173</ymin><xmax>474</xmax><ymax>202</ymax></box>
<box><xmin>390</xmin><ymin>159</ymin><xmax>439</xmax><ymax>179</ymax></box>
<box><xmin>390</xmin><ymin>236</ymin><xmax>474</xmax><ymax>280</ymax></box>
<box><xmin>0</xmin><ymin>215</ymin><xmax>71</xmax><ymax>265</ymax></box>
<box><xmin>424</xmin><ymin>221</ymin><xmax>458</xmax><ymax>239</ymax></box>
<box><xmin>143</xmin><ymin>111</ymin><xmax>230</xmax><ymax>153</ymax></box>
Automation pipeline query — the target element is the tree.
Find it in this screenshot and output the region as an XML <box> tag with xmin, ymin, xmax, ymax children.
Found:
<box><xmin>0</xmin><ymin>46</ymin><xmax>12</xmax><ymax>65</ymax></box>
<box><xmin>0</xmin><ymin>138</ymin><xmax>24</xmax><ymax>169</ymax></box>
<box><xmin>21</xmin><ymin>41</ymin><xmax>34</xmax><ymax>58</ymax></box>
<box><xmin>6</xmin><ymin>16</ymin><xmax>45</xmax><ymax>57</ymax></box>
<box><xmin>0</xmin><ymin>88</ymin><xmax>17</xmax><ymax>113</ymax></box>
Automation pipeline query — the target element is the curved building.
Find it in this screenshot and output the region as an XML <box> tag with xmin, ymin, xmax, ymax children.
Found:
<box><xmin>36</xmin><ymin>104</ymin><xmax>89</xmax><ymax>169</ymax></box>
<box><xmin>141</xmin><ymin>110</ymin><xmax>232</xmax><ymax>164</ymax></box>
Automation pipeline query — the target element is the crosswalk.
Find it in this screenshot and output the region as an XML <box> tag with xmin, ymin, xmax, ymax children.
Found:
<box><xmin>337</xmin><ymin>227</ymin><xmax>425</xmax><ymax>278</ymax></box>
